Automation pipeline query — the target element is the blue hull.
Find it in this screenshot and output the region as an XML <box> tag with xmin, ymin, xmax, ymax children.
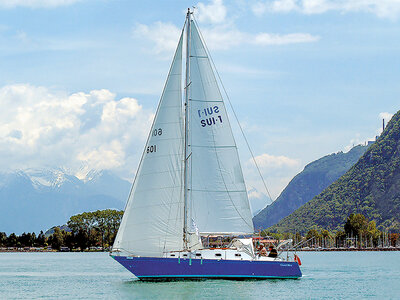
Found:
<box><xmin>112</xmin><ymin>256</ymin><xmax>302</xmax><ymax>280</ymax></box>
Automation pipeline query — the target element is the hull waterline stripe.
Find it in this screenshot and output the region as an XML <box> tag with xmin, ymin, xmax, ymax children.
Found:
<box><xmin>137</xmin><ymin>274</ymin><xmax>300</xmax><ymax>279</ymax></box>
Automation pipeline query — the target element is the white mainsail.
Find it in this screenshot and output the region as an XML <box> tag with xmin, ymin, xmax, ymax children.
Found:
<box><xmin>113</xmin><ymin>32</ymin><xmax>185</xmax><ymax>257</ymax></box>
<box><xmin>186</xmin><ymin>21</ymin><xmax>254</xmax><ymax>235</ymax></box>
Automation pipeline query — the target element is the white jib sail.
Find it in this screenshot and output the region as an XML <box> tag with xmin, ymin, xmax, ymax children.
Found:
<box><xmin>113</xmin><ymin>32</ymin><xmax>185</xmax><ymax>257</ymax></box>
<box><xmin>186</xmin><ymin>21</ymin><xmax>254</xmax><ymax>235</ymax></box>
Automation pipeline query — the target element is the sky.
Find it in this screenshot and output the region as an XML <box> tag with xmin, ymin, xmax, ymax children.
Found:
<box><xmin>0</xmin><ymin>0</ymin><xmax>399</xmax><ymax>211</ymax></box>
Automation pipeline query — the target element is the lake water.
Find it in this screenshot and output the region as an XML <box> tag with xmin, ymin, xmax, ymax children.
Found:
<box><xmin>0</xmin><ymin>251</ymin><xmax>399</xmax><ymax>299</ymax></box>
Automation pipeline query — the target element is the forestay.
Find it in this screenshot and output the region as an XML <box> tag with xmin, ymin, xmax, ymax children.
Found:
<box><xmin>186</xmin><ymin>21</ymin><xmax>254</xmax><ymax>235</ymax></box>
<box><xmin>112</xmin><ymin>32</ymin><xmax>185</xmax><ymax>257</ymax></box>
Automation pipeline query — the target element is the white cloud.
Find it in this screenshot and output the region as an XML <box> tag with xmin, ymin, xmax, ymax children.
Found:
<box><xmin>131</xmin><ymin>0</ymin><xmax>319</xmax><ymax>55</ymax></box>
<box><xmin>254</xmin><ymin>32</ymin><xmax>320</xmax><ymax>45</ymax></box>
<box><xmin>248</xmin><ymin>189</ymin><xmax>264</xmax><ymax>199</ymax></box>
<box><xmin>196</xmin><ymin>0</ymin><xmax>227</xmax><ymax>24</ymax></box>
<box><xmin>133</xmin><ymin>21</ymin><xmax>319</xmax><ymax>54</ymax></box>
<box><xmin>0</xmin><ymin>84</ymin><xmax>152</xmax><ymax>177</ymax></box>
<box><xmin>253</xmin><ymin>0</ymin><xmax>400</xmax><ymax>19</ymax></box>
<box><xmin>344</xmin><ymin>111</ymin><xmax>395</xmax><ymax>152</ymax></box>
<box><xmin>379</xmin><ymin>111</ymin><xmax>394</xmax><ymax>134</ymax></box>
<box><xmin>344</xmin><ymin>135</ymin><xmax>370</xmax><ymax>152</ymax></box>
<box><xmin>218</xmin><ymin>63</ymin><xmax>283</xmax><ymax>77</ymax></box>
<box><xmin>379</xmin><ymin>112</ymin><xmax>394</xmax><ymax>123</ymax></box>
<box><xmin>198</xmin><ymin>26</ymin><xmax>246</xmax><ymax>50</ymax></box>
<box><xmin>197</xmin><ymin>26</ymin><xmax>319</xmax><ymax>49</ymax></box>
<box><xmin>253</xmin><ymin>153</ymin><xmax>300</xmax><ymax>169</ymax></box>
<box><xmin>133</xmin><ymin>22</ymin><xmax>182</xmax><ymax>54</ymax></box>
<box><xmin>247</xmin><ymin>187</ymin><xmax>270</xmax><ymax>216</ymax></box>
<box><xmin>15</xmin><ymin>30</ymin><xmax>29</xmax><ymax>43</ymax></box>
<box><xmin>243</xmin><ymin>152</ymin><xmax>302</xmax><ymax>201</ymax></box>
<box><xmin>252</xmin><ymin>0</ymin><xmax>298</xmax><ymax>15</ymax></box>
<box><xmin>0</xmin><ymin>0</ymin><xmax>81</xmax><ymax>8</ymax></box>
<box><xmin>77</xmin><ymin>140</ymin><xmax>125</xmax><ymax>171</ymax></box>
<box><xmin>302</xmin><ymin>0</ymin><xmax>333</xmax><ymax>14</ymax></box>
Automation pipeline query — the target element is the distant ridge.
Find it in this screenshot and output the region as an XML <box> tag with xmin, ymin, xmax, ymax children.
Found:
<box><xmin>0</xmin><ymin>169</ymin><xmax>130</xmax><ymax>234</ymax></box>
<box><xmin>270</xmin><ymin>110</ymin><xmax>400</xmax><ymax>233</ymax></box>
<box><xmin>253</xmin><ymin>145</ymin><xmax>369</xmax><ymax>230</ymax></box>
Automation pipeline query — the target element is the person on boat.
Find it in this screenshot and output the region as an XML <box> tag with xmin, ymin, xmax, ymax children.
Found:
<box><xmin>268</xmin><ymin>245</ymin><xmax>278</xmax><ymax>257</ymax></box>
<box><xmin>258</xmin><ymin>244</ymin><xmax>267</xmax><ymax>256</ymax></box>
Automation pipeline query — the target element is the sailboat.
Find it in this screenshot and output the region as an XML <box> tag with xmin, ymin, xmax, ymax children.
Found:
<box><xmin>110</xmin><ymin>9</ymin><xmax>302</xmax><ymax>280</ymax></box>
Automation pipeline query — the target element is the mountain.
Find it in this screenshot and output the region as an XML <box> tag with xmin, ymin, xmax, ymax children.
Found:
<box><xmin>270</xmin><ymin>110</ymin><xmax>400</xmax><ymax>233</ymax></box>
<box><xmin>253</xmin><ymin>145</ymin><xmax>369</xmax><ymax>229</ymax></box>
<box><xmin>0</xmin><ymin>169</ymin><xmax>131</xmax><ymax>234</ymax></box>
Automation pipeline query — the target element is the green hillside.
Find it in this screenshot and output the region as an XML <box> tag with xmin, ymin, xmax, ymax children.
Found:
<box><xmin>253</xmin><ymin>145</ymin><xmax>368</xmax><ymax>229</ymax></box>
<box><xmin>270</xmin><ymin>110</ymin><xmax>400</xmax><ymax>234</ymax></box>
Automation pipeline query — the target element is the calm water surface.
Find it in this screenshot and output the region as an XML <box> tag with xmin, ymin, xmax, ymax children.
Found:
<box><xmin>0</xmin><ymin>251</ymin><xmax>398</xmax><ymax>299</ymax></box>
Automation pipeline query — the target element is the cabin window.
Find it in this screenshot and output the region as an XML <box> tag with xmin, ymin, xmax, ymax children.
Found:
<box><xmin>183</xmin><ymin>254</ymin><xmax>188</xmax><ymax>257</ymax></box>
<box><xmin>215</xmin><ymin>253</ymin><xmax>222</xmax><ymax>257</ymax></box>
<box><xmin>235</xmin><ymin>253</ymin><xmax>241</xmax><ymax>257</ymax></box>
<box><xmin>170</xmin><ymin>254</ymin><xmax>175</xmax><ymax>257</ymax></box>
<box><xmin>196</xmin><ymin>253</ymin><xmax>202</xmax><ymax>257</ymax></box>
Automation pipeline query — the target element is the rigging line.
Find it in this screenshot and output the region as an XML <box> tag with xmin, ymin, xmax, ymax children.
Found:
<box><xmin>192</xmin><ymin>16</ymin><xmax>274</xmax><ymax>205</ymax></box>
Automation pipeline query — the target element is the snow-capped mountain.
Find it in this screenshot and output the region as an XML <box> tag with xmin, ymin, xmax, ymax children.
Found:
<box><xmin>0</xmin><ymin>168</ymin><xmax>131</xmax><ymax>234</ymax></box>
<box><xmin>24</xmin><ymin>168</ymin><xmax>68</xmax><ymax>188</ymax></box>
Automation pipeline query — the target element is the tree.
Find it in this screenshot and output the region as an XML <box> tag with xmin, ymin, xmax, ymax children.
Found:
<box><xmin>103</xmin><ymin>209</ymin><xmax>123</xmax><ymax>247</ymax></box>
<box><xmin>389</xmin><ymin>233</ymin><xmax>399</xmax><ymax>247</ymax></box>
<box><xmin>294</xmin><ymin>232</ymin><xmax>302</xmax><ymax>245</ymax></box>
<box><xmin>6</xmin><ymin>233</ymin><xmax>18</xmax><ymax>247</ymax></box>
<box><xmin>306</xmin><ymin>228</ymin><xmax>321</xmax><ymax>247</ymax></box>
<box><xmin>19</xmin><ymin>232</ymin><xmax>36</xmax><ymax>247</ymax></box>
<box><xmin>48</xmin><ymin>227</ymin><xmax>64</xmax><ymax>250</ymax></box>
<box><xmin>0</xmin><ymin>232</ymin><xmax>6</xmax><ymax>246</ymax></box>
<box><xmin>63</xmin><ymin>231</ymin><xmax>74</xmax><ymax>250</ymax></box>
<box><xmin>321</xmin><ymin>230</ymin><xmax>332</xmax><ymax>248</ymax></box>
<box><xmin>335</xmin><ymin>230</ymin><xmax>346</xmax><ymax>247</ymax></box>
<box><xmin>367</xmin><ymin>220</ymin><xmax>381</xmax><ymax>247</ymax></box>
<box><xmin>74</xmin><ymin>229</ymin><xmax>88</xmax><ymax>251</ymax></box>
<box><xmin>36</xmin><ymin>231</ymin><xmax>46</xmax><ymax>247</ymax></box>
<box><xmin>67</xmin><ymin>209</ymin><xmax>123</xmax><ymax>250</ymax></box>
<box><xmin>344</xmin><ymin>213</ymin><xmax>368</xmax><ymax>238</ymax></box>
<box><xmin>306</xmin><ymin>228</ymin><xmax>321</xmax><ymax>240</ymax></box>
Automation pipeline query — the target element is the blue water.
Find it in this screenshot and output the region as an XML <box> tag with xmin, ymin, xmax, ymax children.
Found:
<box><xmin>0</xmin><ymin>251</ymin><xmax>398</xmax><ymax>299</ymax></box>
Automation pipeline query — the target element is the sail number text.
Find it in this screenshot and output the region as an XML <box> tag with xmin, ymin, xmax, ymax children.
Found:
<box><xmin>153</xmin><ymin>128</ymin><xmax>162</xmax><ymax>136</ymax></box>
<box><xmin>147</xmin><ymin>128</ymin><xmax>162</xmax><ymax>154</ymax></box>
<box><xmin>198</xmin><ymin>106</ymin><xmax>223</xmax><ymax>128</ymax></box>
<box><xmin>147</xmin><ymin>145</ymin><xmax>157</xmax><ymax>153</ymax></box>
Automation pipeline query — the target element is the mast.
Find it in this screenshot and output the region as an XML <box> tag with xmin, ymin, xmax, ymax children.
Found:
<box><xmin>183</xmin><ymin>8</ymin><xmax>191</xmax><ymax>250</ymax></box>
